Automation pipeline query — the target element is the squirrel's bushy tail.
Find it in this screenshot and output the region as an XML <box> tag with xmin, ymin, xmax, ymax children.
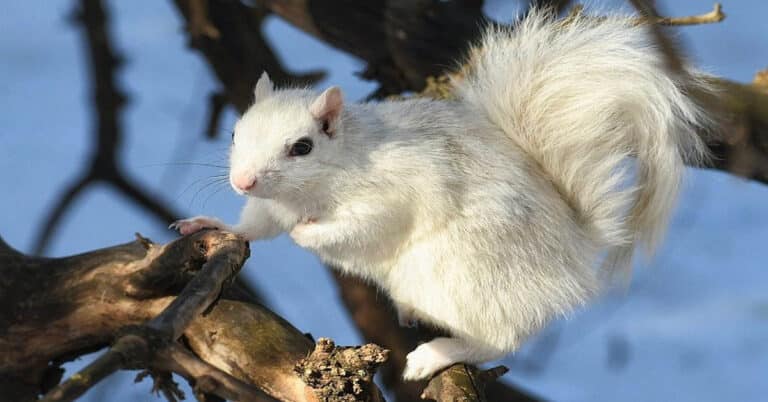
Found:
<box><xmin>456</xmin><ymin>9</ymin><xmax>711</xmax><ymax>274</ymax></box>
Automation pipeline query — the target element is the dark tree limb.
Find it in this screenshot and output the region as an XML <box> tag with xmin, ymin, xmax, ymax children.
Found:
<box><xmin>40</xmin><ymin>335</ymin><xmax>148</xmax><ymax>402</ymax></box>
<box><xmin>152</xmin><ymin>343</ymin><xmax>272</xmax><ymax>401</ymax></box>
<box><xmin>31</xmin><ymin>175</ymin><xmax>92</xmax><ymax>255</ymax></box>
<box><xmin>704</xmin><ymin>76</ymin><xmax>768</xmax><ymax>184</ymax></box>
<box><xmin>1</xmin><ymin>231</ymin><xmax>390</xmax><ymax>401</ymax></box>
<box><xmin>422</xmin><ymin>365</ymin><xmax>510</xmax><ymax>402</ymax></box>
<box><xmin>256</xmin><ymin>0</ymin><xmax>489</xmax><ymax>99</ymax></box>
<box><xmin>333</xmin><ymin>274</ymin><xmax>537</xmax><ymax>402</ymax></box>
<box><xmin>332</xmin><ymin>273</ymin><xmax>428</xmax><ymax>401</ymax></box>
<box><xmin>38</xmin><ymin>230</ymin><xmax>253</xmax><ymax>402</ymax></box>
<box><xmin>171</xmin><ymin>0</ymin><xmax>326</xmax><ymax>115</ymax></box>
<box><xmin>205</xmin><ymin>91</ymin><xmax>229</xmax><ymax>139</ymax></box>
<box><xmin>530</xmin><ymin>0</ymin><xmax>573</xmax><ymax>15</ymax></box>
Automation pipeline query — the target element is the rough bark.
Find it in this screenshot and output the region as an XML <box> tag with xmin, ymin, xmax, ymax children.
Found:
<box><xmin>0</xmin><ymin>233</ymin><xmax>385</xmax><ymax>401</ymax></box>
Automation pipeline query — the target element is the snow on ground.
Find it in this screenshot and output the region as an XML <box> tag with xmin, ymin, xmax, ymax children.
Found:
<box><xmin>0</xmin><ymin>1</ymin><xmax>766</xmax><ymax>401</ymax></box>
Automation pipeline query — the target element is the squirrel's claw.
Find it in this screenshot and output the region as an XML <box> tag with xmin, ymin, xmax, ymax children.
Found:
<box><xmin>169</xmin><ymin>216</ymin><xmax>223</xmax><ymax>236</ymax></box>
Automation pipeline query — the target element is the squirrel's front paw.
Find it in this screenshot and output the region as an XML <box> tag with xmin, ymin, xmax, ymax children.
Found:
<box><xmin>169</xmin><ymin>216</ymin><xmax>225</xmax><ymax>236</ymax></box>
<box><xmin>402</xmin><ymin>339</ymin><xmax>457</xmax><ymax>381</ymax></box>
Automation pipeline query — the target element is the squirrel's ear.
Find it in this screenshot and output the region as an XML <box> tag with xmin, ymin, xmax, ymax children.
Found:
<box><xmin>309</xmin><ymin>86</ymin><xmax>343</xmax><ymax>137</ymax></box>
<box><xmin>253</xmin><ymin>72</ymin><xmax>274</xmax><ymax>103</ymax></box>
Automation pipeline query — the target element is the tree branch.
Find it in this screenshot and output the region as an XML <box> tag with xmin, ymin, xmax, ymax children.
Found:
<box><xmin>32</xmin><ymin>0</ymin><xmax>183</xmax><ymax>256</ymax></box>
<box><xmin>40</xmin><ymin>231</ymin><xmax>250</xmax><ymax>402</ymax></box>
<box><xmin>1</xmin><ymin>231</ymin><xmax>388</xmax><ymax>401</ymax></box>
<box><xmin>333</xmin><ymin>274</ymin><xmax>538</xmax><ymax>402</ymax></box>
<box><xmin>153</xmin><ymin>343</ymin><xmax>274</xmax><ymax>402</ymax></box>
<box><xmin>654</xmin><ymin>3</ymin><xmax>724</xmax><ymax>26</ymax></box>
<box><xmin>31</xmin><ymin>175</ymin><xmax>93</xmax><ymax>255</ymax></box>
<box><xmin>171</xmin><ymin>0</ymin><xmax>326</xmax><ymax>114</ymax></box>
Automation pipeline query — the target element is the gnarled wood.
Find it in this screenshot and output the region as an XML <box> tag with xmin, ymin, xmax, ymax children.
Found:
<box><xmin>0</xmin><ymin>232</ymin><xmax>386</xmax><ymax>401</ymax></box>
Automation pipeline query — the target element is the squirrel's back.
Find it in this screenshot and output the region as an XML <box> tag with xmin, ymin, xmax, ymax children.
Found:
<box><xmin>456</xmin><ymin>9</ymin><xmax>711</xmax><ymax>274</ymax></box>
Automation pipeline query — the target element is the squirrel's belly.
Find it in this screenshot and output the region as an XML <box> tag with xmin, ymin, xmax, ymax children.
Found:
<box><xmin>313</xmin><ymin>241</ymin><xmax>397</xmax><ymax>285</ymax></box>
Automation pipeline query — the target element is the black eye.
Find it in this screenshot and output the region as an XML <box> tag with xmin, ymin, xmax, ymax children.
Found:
<box><xmin>230</xmin><ymin>131</ymin><xmax>235</xmax><ymax>143</ymax></box>
<box><xmin>289</xmin><ymin>137</ymin><xmax>313</xmax><ymax>157</ymax></box>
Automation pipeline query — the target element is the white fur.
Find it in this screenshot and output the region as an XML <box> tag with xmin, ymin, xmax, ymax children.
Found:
<box><xmin>173</xmin><ymin>9</ymin><xmax>712</xmax><ymax>380</ymax></box>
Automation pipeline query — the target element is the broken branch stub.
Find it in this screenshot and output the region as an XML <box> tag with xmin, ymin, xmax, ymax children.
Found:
<box><xmin>295</xmin><ymin>338</ymin><xmax>388</xmax><ymax>402</ymax></box>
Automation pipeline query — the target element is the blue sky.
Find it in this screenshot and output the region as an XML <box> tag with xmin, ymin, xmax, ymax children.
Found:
<box><xmin>1</xmin><ymin>1</ymin><xmax>767</xmax><ymax>401</ymax></box>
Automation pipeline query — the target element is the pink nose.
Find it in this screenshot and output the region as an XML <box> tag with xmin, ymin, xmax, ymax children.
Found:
<box><xmin>232</xmin><ymin>175</ymin><xmax>256</xmax><ymax>192</ymax></box>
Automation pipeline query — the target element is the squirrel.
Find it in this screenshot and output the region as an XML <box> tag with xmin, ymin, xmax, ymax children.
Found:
<box><xmin>171</xmin><ymin>9</ymin><xmax>712</xmax><ymax>380</ymax></box>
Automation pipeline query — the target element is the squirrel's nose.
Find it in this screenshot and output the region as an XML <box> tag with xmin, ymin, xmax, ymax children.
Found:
<box><xmin>233</xmin><ymin>175</ymin><xmax>257</xmax><ymax>192</ymax></box>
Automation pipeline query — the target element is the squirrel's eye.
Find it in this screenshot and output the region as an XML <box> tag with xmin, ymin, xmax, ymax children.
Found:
<box><xmin>289</xmin><ymin>137</ymin><xmax>313</xmax><ymax>157</ymax></box>
<box><xmin>230</xmin><ymin>131</ymin><xmax>235</xmax><ymax>143</ymax></box>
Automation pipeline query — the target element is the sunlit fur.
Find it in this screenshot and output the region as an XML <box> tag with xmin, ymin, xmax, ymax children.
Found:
<box><xmin>175</xmin><ymin>9</ymin><xmax>712</xmax><ymax>380</ymax></box>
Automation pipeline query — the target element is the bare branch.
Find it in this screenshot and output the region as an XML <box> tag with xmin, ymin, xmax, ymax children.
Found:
<box><xmin>3</xmin><ymin>231</ymin><xmax>390</xmax><ymax>401</ymax></box>
<box><xmin>171</xmin><ymin>0</ymin><xmax>325</xmax><ymax>114</ymax></box>
<box><xmin>40</xmin><ymin>231</ymin><xmax>249</xmax><ymax>402</ymax></box>
<box><xmin>31</xmin><ymin>175</ymin><xmax>92</xmax><ymax>255</ymax></box>
<box><xmin>40</xmin><ymin>336</ymin><xmax>144</xmax><ymax>402</ymax></box>
<box><xmin>32</xmin><ymin>0</ymin><xmax>182</xmax><ymax>256</ymax></box>
<box><xmin>153</xmin><ymin>343</ymin><xmax>274</xmax><ymax>402</ymax></box>
<box><xmin>654</xmin><ymin>3</ymin><xmax>724</xmax><ymax>26</ymax></box>
<box><xmin>422</xmin><ymin>365</ymin><xmax>510</xmax><ymax>402</ymax></box>
<box><xmin>112</xmin><ymin>174</ymin><xmax>180</xmax><ymax>226</ymax></box>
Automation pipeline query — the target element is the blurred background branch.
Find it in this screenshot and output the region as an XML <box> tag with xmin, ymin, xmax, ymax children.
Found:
<box><xmin>32</xmin><ymin>0</ymin><xmax>180</xmax><ymax>256</ymax></box>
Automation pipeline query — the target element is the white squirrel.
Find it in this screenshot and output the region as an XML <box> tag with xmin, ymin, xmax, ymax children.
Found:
<box><xmin>171</xmin><ymin>9</ymin><xmax>711</xmax><ymax>380</ymax></box>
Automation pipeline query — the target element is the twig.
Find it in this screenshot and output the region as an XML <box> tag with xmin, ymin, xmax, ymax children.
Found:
<box><xmin>40</xmin><ymin>336</ymin><xmax>145</xmax><ymax>402</ymax></box>
<box><xmin>627</xmin><ymin>0</ymin><xmax>690</xmax><ymax>73</ymax></box>
<box><xmin>154</xmin><ymin>343</ymin><xmax>274</xmax><ymax>401</ymax></box>
<box><xmin>31</xmin><ymin>175</ymin><xmax>92</xmax><ymax>255</ymax></box>
<box><xmin>654</xmin><ymin>3</ymin><xmax>725</xmax><ymax>26</ymax></box>
<box><xmin>567</xmin><ymin>3</ymin><xmax>724</xmax><ymax>27</ymax></box>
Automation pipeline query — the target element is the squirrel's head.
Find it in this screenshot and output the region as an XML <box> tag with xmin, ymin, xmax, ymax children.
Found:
<box><xmin>229</xmin><ymin>72</ymin><xmax>345</xmax><ymax>202</ymax></box>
